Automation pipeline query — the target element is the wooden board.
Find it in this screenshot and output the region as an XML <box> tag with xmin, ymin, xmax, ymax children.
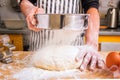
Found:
<box><xmin>0</xmin><ymin>51</ymin><xmax>116</xmax><ymax>80</ymax></box>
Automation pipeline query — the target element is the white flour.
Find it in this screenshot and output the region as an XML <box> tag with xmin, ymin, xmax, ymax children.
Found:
<box><xmin>13</xmin><ymin>29</ymin><xmax>85</xmax><ymax>80</ymax></box>
<box><xmin>13</xmin><ymin>67</ymin><xmax>83</xmax><ymax>80</ymax></box>
<box><xmin>13</xmin><ymin>66</ymin><xmax>114</xmax><ymax>80</ymax></box>
<box><xmin>44</xmin><ymin>29</ymin><xmax>84</xmax><ymax>47</ymax></box>
<box><xmin>12</xmin><ymin>45</ymin><xmax>116</xmax><ymax>79</ymax></box>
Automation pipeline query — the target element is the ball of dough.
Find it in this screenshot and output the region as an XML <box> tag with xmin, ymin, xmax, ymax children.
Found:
<box><xmin>31</xmin><ymin>45</ymin><xmax>81</xmax><ymax>71</ymax></box>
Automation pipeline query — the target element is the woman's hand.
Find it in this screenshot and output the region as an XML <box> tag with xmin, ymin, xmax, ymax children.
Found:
<box><xmin>76</xmin><ymin>8</ymin><xmax>104</xmax><ymax>71</ymax></box>
<box><xmin>75</xmin><ymin>45</ymin><xmax>105</xmax><ymax>71</ymax></box>
<box><xmin>20</xmin><ymin>0</ymin><xmax>44</xmax><ymax>31</ymax></box>
<box><xmin>26</xmin><ymin>7</ymin><xmax>44</xmax><ymax>31</ymax></box>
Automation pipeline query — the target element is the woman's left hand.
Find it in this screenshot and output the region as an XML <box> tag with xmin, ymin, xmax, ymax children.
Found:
<box><xmin>75</xmin><ymin>45</ymin><xmax>105</xmax><ymax>71</ymax></box>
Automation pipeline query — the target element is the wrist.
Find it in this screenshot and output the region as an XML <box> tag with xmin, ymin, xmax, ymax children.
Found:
<box><xmin>19</xmin><ymin>0</ymin><xmax>28</xmax><ymax>5</ymax></box>
<box><xmin>85</xmin><ymin>27</ymin><xmax>99</xmax><ymax>51</ymax></box>
<box><xmin>86</xmin><ymin>42</ymin><xmax>98</xmax><ymax>51</ymax></box>
<box><xmin>20</xmin><ymin>0</ymin><xmax>37</xmax><ymax>16</ymax></box>
<box><xmin>85</xmin><ymin>34</ymin><xmax>99</xmax><ymax>51</ymax></box>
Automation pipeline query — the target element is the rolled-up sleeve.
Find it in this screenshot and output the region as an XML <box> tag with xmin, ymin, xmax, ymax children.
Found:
<box><xmin>82</xmin><ymin>0</ymin><xmax>99</xmax><ymax>13</ymax></box>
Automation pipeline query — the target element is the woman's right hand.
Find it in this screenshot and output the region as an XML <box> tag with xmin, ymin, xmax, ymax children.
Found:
<box><xmin>26</xmin><ymin>7</ymin><xmax>44</xmax><ymax>31</ymax></box>
<box><xmin>20</xmin><ymin>0</ymin><xmax>45</xmax><ymax>31</ymax></box>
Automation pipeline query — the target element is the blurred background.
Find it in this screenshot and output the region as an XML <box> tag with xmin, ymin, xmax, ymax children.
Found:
<box><xmin>0</xmin><ymin>0</ymin><xmax>120</xmax><ymax>51</ymax></box>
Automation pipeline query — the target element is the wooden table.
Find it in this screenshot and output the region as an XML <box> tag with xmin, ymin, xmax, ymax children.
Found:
<box><xmin>0</xmin><ymin>51</ymin><xmax>116</xmax><ymax>80</ymax></box>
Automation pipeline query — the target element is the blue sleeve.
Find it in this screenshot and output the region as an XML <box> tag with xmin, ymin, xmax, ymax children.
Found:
<box><xmin>82</xmin><ymin>0</ymin><xmax>99</xmax><ymax>13</ymax></box>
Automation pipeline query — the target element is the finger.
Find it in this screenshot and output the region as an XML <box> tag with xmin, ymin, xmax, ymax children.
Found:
<box><xmin>28</xmin><ymin>14</ymin><xmax>37</xmax><ymax>26</ymax></box>
<box><xmin>35</xmin><ymin>8</ymin><xmax>45</xmax><ymax>14</ymax></box>
<box><xmin>26</xmin><ymin>16</ymin><xmax>41</xmax><ymax>31</ymax></box>
<box><xmin>80</xmin><ymin>53</ymin><xmax>92</xmax><ymax>71</ymax></box>
<box><xmin>97</xmin><ymin>58</ymin><xmax>105</xmax><ymax>69</ymax></box>
<box><xmin>89</xmin><ymin>55</ymin><xmax>97</xmax><ymax>71</ymax></box>
<box><xmin>75</xmin><ymin>50</ymin><xmax>86</xmax><ymax>62</ymax></box>
<box><xmin>31</xmin><ymin>17</ymin><xmax>37</xmax><ymax>26</ymax></box>
<box><xmin>29</xmin><ymin>23</ymin><xmax>41</xmax><ymax>32</ymax></box>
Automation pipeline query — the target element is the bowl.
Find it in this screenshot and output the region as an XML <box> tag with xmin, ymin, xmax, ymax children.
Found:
<box><xmin>36</xmin><ymin>14</ymin><xmax>89</xmax><ymax>30</ymax></box>
<box><xmin>4</xmin><ymin>20</ymin><xmax>26</xmax><ymax>30</ymax></box>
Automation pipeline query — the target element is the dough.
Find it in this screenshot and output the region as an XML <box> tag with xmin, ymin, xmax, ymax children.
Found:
<box><xmin>31</xmin><ymin>45</ymin><xmax>81</xmax><ymax>71</ymax></box>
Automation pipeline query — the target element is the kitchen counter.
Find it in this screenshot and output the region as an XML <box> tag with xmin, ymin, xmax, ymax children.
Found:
<box><xmin>99</xmin><ymin>28</ymin><xmax>120</xmax><ymax>36</ymax></box>
<box><xmin>0</xmin><ymin>27</ymin><xmax>29</xmax><ymax>34</ymax></box>
<box><xmin>0</xmin><ymin>26</ymin><xmax>120</xmax><ymax>36</ymax></box>
<box><xmin>0</xmin><ymin>51</ymin><xmax>116</xmax><ymax>80</ymax></box>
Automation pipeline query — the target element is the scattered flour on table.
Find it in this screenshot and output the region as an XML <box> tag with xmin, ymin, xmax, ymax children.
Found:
<box><xmin>13</xmin><ymin>67</ymin><xmax>113</xmax><ymax>80</ymax></box>
<box><xmin>13</xmin><ymin>67</ymin><xmax>83</xmax><ymax>80</ymax></box>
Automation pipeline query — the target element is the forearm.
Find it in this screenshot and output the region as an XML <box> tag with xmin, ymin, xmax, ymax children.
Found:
<box><xmin>85</xmin><ymin>7</ymin><xmax>100</xmax><ymax>50</ymax></box>
<box><xmin>20</xmin><ymin>0</ymin><xmax>37</xmax><ymax>16</ymax></box>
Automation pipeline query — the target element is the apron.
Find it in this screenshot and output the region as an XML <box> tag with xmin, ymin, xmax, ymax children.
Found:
<box><xmin>29</xmin><ymin>0</ymin><xmax>85</xmax><ymax>51</ymax></box>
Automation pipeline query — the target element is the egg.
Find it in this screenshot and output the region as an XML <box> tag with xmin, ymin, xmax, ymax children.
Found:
<box><xmin>106</xmin><ymin>52</ymin><xmax>120</xmax><ymax>71</ymax></box>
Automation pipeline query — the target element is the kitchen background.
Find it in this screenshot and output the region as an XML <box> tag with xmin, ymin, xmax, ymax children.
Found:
<box><xmin>0</xmin><ymin>0</ymin><xmax>120</xmax><ymax>51</ymax></box>
<box><xmin>0</xmin><ymin>0</ymin><xmax>119</xmax><ymax>23</ymax></box>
